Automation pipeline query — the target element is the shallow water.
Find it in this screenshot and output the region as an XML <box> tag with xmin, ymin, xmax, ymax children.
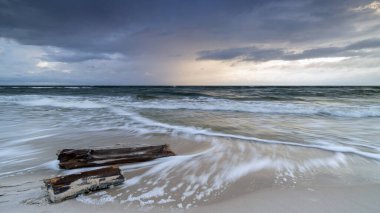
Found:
<box><xmin>0</xmin><ymin>86</ymin><xmax>380</xmax><ymax>208</ymax></box>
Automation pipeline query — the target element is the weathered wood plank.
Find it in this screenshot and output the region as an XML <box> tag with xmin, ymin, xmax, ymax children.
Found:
<box><xmin>43</xmin><ymin>166</ymin><xmax>124</xmax><ymax>203</ymax></box>
<box><xmin>57</xmin><ymin>144</ymin><xmax>175</xmax><ymax>169</ymax></box>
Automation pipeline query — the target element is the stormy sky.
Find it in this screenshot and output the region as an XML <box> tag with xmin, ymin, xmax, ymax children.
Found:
<box><xmin>0</xmin><ymin>0</ymin><xmax>379</xmax><ymax>85</ymax></box>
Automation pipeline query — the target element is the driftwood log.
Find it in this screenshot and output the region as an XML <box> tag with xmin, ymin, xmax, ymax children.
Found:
<box><xmin>57</xmin><ymin>144</ymin><xmax>175</xmax><ymax>169</ymax></box>
<box><xmin>43</xmin><ymin>166</ymin><xmax>124</xmax><ymax>203</ymax></box>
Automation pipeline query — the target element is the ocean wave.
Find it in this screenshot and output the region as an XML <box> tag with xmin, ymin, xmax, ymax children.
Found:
<box><xmin>3</xmin><ymin>96</ymin><xmax>106</xmax><ymax>109</ymax></box>
<box><xmin>29</xmin><ymin>87</ymin><xmax>57</xmax><ymax>89</ymax></box>
<box><xmin>60</xmin><ymin>86</ymin><xmax>93</xmax><ymax>89</ymax></box>
<box><xmin>2</xmin><ymin>93</ymin><xmax>380</xmax><ymax>117</ymax></box>
<box><xmin>110</xmin><ymin>107</ymin><xmax>380</xmax><ymax>161</ymax></box>
<box><xmin>21</xmin><ymin>98</ymin><xmax>104</xmax><ymax>108</ymax></box>
<box><xmin>126</xmin><ymin>99</ymin><xmax>380</xmax><ymax>118</ymax></box>
<box><xmin>2</xmin><ymin>95</ymin><xmax>380</xmax><ymax>160</ymax></box>
<box><xmin>9</xmin><ymin>95</ymin><xmax>377</xmax><ymax>159</ymax></box>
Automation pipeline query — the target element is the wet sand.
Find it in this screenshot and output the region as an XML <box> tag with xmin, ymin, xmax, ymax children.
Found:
<box><xmin>196</xmin><ymin>184</ymin><xmax>380</xmax><ymax>213</ymax></box>
<box><xmin>1</xmin><ymin>173</ymin><xmax>380</xmax><ymax>213</ymax></box>
<box><xmin>1</xmin><ymin>130</ymin><xmax>380</xmax><ymax>212</ymax></box>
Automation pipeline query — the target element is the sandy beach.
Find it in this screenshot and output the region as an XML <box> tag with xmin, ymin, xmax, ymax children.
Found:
<box><xmin>1</xmin><ymin>129</ymin><xmax>380</xmax><ymax>212</ymax></box>
<box><xmin>1</xmin><ymin>162</ymin><xmax>380</xmax><ymax>212</ymax></box>
<box><xmin>1</xmin><ymin>86</ymin><xmax>380</xmax><ymax>212</ymax></box>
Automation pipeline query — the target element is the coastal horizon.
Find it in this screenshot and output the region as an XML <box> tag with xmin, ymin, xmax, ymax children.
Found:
<box><xmin>2</xmin><ymin>85</ymin><xmax>380</xmax><ymax>87</ymax></box>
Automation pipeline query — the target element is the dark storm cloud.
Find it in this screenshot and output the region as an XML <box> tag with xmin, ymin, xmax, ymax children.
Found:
<box><xmin>0</xmin><ymin>0</ymin><xmax>376</xmax><ymax>63</ymax></box>
<box><xmin>0</xmin><ymin>0</ymin><xmax>269</xmax><ymax>57</ymax></box>
<box><xmin>197</xmin><ymin>38</ymin><xmax>380</xmax><ymax>61</ymax></box>
<box><xmin>197</xmin><ymin>47</ymin><xmax>285</xmax><ymax>62</ymax></box>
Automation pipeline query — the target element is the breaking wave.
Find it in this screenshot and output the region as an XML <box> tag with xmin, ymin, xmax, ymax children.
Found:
<box><xmin>3</xmin><ymin>95</ymin><xmax>380</xmax><ymax>118</ymax></box>
<box><xmin>109</xmin><ymin>107</ymin><xmax>380</xmax><ymax>161</ymax></box>
<box><xmin>125</xmin><ymin>98</ymin><xmax>380</xmax><ymax>118</ymax></box>
<box><xmin>1</xmin><ymin>96</ymin><xmax>106</xmax><ymax>109</ymax></box>
<box><xmin>2</xmin><ymin>95</ymin><xmax>380</xmax><ymax>160</ymax></box>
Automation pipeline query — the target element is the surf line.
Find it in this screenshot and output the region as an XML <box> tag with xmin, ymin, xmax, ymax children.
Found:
<box><xmin>110</xmin><ymin>107</ymin><xmax>380</xmax><ymax>161</ymax></box>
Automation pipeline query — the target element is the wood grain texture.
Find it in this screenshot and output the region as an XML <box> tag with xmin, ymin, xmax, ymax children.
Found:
<box><xmin>43</xmin><ymin>166</ymin><xmax>125</xmax><ymax>203</ymax></box>
<box><xmin>57</xmin><ymin>144</ymin><xmax>175</xmax><ymax>169</ymax></box>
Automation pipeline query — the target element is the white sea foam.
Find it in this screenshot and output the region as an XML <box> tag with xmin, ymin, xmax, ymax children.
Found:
<box><xmin>0</xmin><ymin>145</ymin><xmax>41</xmax><ymax>158</ymax></box>
<box><xmin>62</xmin><ymin>86</ymin><xmax>92</xmax><ymax>89</ymax></box>
<box><xmin>2</xmin><ymin>134</ymin><xmax>56</xmax><ymax>146</ymax></box>
<box><xmin>16</xmin><ymin>97</ymin><xmax>105</xmax><ymax>109</ymax></box>
<box><xmin>3</xmin><ymin>94</ymin><xmax>379</xmax><ymax>117</ymax></box>
<box><xmin>0</xmin><ymin>144</ymin><xmax>44</xmax><ymax>177</ymax></box>
<box><xmin>7</xmin><ymin>95</ymin><xmax>376</xmax><ymax>161</ymax></box>
<box><xmin>42</xmin><ymin>160</ymin><xmax>60</xmax><ymax>171</ymax></box>
<box><xmin>76</xmin><ymin>193</ymin><xmax>116</xmax><ymax>205</ymax></box>
<box><xmin>109</xmin><ymin>107</ymin><xmax>380</xmax><ymax>161</ymax></box>
<box><xmin>118</xmin><ymin>141</ymin><xmax>349</xmax><ymax>208</ymax></box>
<box><xmin>124</xmin><ymin>98</ymin><xmax>380</xmax><ymax>118</ymax></box>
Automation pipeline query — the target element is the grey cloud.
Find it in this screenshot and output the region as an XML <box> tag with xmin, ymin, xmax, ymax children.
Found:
<box><xmin>197</xmin><ymin>38</ymin><xmax>380</xmax><ymax>62</ymax></box>
<box><xmin>40</xmin><ymin>48</ymin><xmax>114</xmax><ymax>63</ymax></box>
<box><xmin>0</xmin><ymin>0</ymin><xmax>267</xmax><ymax>55</ymax></box>
<box><xmin>197</xmin><ymin>47</ymin><xmax>285</xmax><ymax>61</ymax></box>
<box><xmin>0</xmin><ymin>0</ymin><xmax>376</xmax><ymax>56</ymax></box>
<box><xmin>345</xmin><ymin>38</ymin><xmax>380</xmax><ymax>50</ymax></box>
<box><xmin>0</xmin><ymin>0</ymin><xmax>379</xmax><ymax>85</ymax></box>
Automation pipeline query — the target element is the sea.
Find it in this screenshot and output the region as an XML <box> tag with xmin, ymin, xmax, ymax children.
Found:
<box><xmin>1</xmin><ymin>86</ymin><xmax>380</xmax><ymax>208</ymax></box>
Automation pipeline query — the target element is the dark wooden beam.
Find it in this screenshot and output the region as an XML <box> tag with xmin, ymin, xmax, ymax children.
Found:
<box><xmin>57</xmin><ymin>144</ymin><xmax>175</xmax><ymax>169</ymax></box>
<box><xmin>43</xmin><ymin>166</ymin><xmax>125</xmax><ymax>203</ymax></box>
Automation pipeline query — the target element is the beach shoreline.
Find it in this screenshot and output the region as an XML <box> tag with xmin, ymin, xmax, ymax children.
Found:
<box><xmin>1</xmin><ymin>86</ymin><xmax>380</xmax><ymax>212</ymax></box>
